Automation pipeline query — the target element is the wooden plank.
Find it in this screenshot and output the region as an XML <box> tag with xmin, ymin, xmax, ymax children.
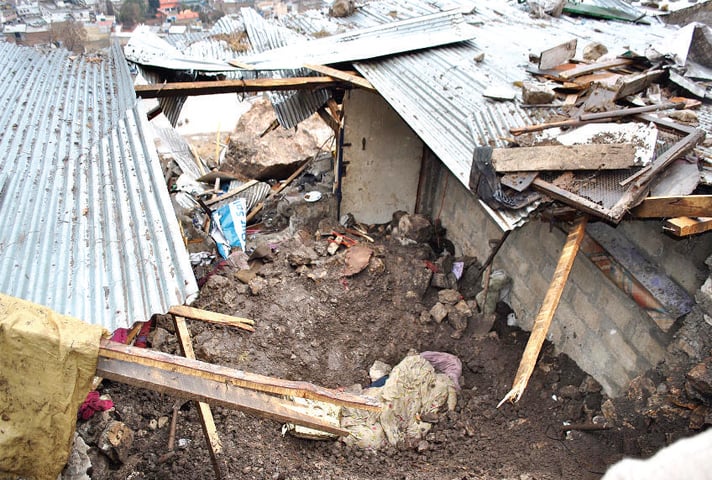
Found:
<box><xmin>614</xmin><ymin>69</ymin><xmax>665</xmax><ymax>100</ymax></box>
<box><xmin>98</xmin><ymin>339</ymin><xmax>380</xmax><ymax>411</ymax></box>
<box><xmin>205</xmin><ymin>179</ymin><xmax>259</xmax><ymax>207</ymax></box>
<box><xmin>491</xmin><ymin>144</ymin><xmax>636</xmax><ymax>172</ymax></box>
<box><xmin>174</xmin><ymin>316</ymin><xmax>224</xmax><ymax>478</ymax></box>
<box><xmin>557</xmin><ymin>58</ymin><xmax>634</xmax><ymax>80</ymax></box>
<box><xmin>304</xmin><ymin>64</ymin><xmax>375</xmax><ymax>91</ymax></box>
<box><xmin>538</xmin><ymin>39</ymin><xmax>577</xmax><ymax>70</ymax></box>
<box><xmin>663</xmin><ymin>217</ymin><xmax>712</xmax><ymax>237</ymax></box>
<box><xmin>498</xmin><ymin>216</ymin><xmax>588</xmax><ymax>407</ymax></box>
<box><xmin>134</xmin><ymin>77</ymin><xmax>345</xmax><ymax>99</ymax></box>
<box><xmin>246</xmin><ymin>157</ymin><xmax>313</xmax><ymax>223</ymax></box>
<box><xmin>317</xmin><ymin>106</ymin><xmax>340</xmax><ymax>135</ymax></box>
<box><xmin>169</xmin><ymin>305</ymin><xmax>255</xmax><ymax>329</ymax></box>
<box><xmin>96</xmin><ymin>354</ymin><xmax>350</xmax><ymax>437</ymax></box>
<box><xmin>631</xmin><ymin>195</ymin><xmax>712</xmax><ymax>218</ymax></box>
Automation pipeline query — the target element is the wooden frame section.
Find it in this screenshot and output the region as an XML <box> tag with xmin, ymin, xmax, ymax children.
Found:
<box><xmin>630</xmin><ymin>195</ymin><xmax>712</xmax><ymax>218</ymax></box>
<box><xmin>134</xmin><ymin>77</ymin><xmax>348</xmax><ymax>99</ymax></box>
<box><xmin>663</xmin><ymin>217</ymin><xmax>712</xmax><ymax>237</ymax></box>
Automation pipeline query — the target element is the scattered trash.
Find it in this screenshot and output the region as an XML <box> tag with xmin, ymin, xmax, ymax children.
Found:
<box><xmin>304</xmin><ymin>191</ymin><xmax>322</xmax><ymax>202</ymax></box>
<box><xmin>78</xmin><ymin>391</ymin><xmax>114</xmax><ymax>421</ymax></box>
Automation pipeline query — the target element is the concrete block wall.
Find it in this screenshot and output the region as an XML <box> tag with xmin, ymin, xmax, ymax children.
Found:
<box><xmin>419</xmin><ymin>160</ymin><xmax>677</xmax><ymax>397</ymax></box>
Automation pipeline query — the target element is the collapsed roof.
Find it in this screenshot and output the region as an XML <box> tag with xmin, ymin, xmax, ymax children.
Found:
<box><xmin>0</xmin><ymin>42</ymin><xmax>198</xmax><ymax>331</ymax></box>
<box><xmin>126</xmin><ymin>0</ymin><xmax>711</xmax><ymax>231</ymax></box>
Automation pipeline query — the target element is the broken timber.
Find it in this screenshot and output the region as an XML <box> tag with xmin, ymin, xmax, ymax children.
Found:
<box><xmin>134</xmin><ymin>77</ymin><xmax>348</xmax><ymax>99</ymax></box>
<box><xmin>173</xmin><ymin>315</ymin><xmax>224</xmax><ymax>479</ymax></box>
<box><xmin>491</xmin><ymin>144</ymin><xmax>635</xmax><ymax>172</ymax></box>
<box><xmin>557</xmin><ymin>58</ymin><xmax>634</xmax><ymax>80</ymax></box>
<box><xmin>498</xmin><ymin>216</ymin><xmax>587</xmax><ymax>407</ymax></box>
<box><xmin>538</xmin><ymin>39</ymin><xmax>577</xmax><ymax>70</ymax></box>
<box><xmin>630</xmin><ymin>195</ymin><xmax>712</xmax><ymax>218</ymax></box>
<box><xmin>97</xmin><ymin>340</ymin><xmax>380</xmax><ymax>436</ymax></box>
<box><xmin>168</xmin><ymin>305</ymin><xmax>255</xmax><ymax>331</ymax></box>
<box><xmin>303</xmin><ymin>64</ymin><xmax>375</xmax><ymax>91</ymax></box>
<box><xmin>663</xmin><ymin>217</ymin><xmax>712</xmax><ymax>237</ymax></box>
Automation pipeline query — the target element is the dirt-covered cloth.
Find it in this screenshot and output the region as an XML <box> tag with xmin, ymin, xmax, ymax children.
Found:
<box><xmin>0</xmin><ymin>294</ymin><xmax>105</xmax><ymax>480</ymax></box>
<box><xmin>340</xmin><ymin>354</ymin><xmax>458</xmax><ymax>449</ymax></box>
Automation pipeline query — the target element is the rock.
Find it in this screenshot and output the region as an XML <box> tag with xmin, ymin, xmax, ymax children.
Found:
<box><xmin>60</xmin><ymin>433</ymin><xmax>91</xmax><ymax>480</ymax></box>
<box><xmin>471</xmin><ymin>313</ymin><xmax>495</xmax><ymax>337</ymax></box>
<box><xmin>227</xmin><ymin>250</ymin><xmax>250</xmax><ymax>270</ymax></box>
<box><xmin>580</xmin><ymin>375</ymin><xmax>603</xmax><ymax>394</ymax></box>
<box><xmin>601</xmin><ymin>399</ymin><xmax>618</xmax><ymax>424</ymax></box>
<box><xmin>521</xmin><ymin>82</ymin><xmax>556</xmax><ymax>105</ymax></box>
<box><xmin>149</xmin><ymin>327</ymin><xmax>172</xmax><ymax>351</ymax></box>
<box><xmin>438</xmin><ymin>289</ymin><xmax>461</xmax><ymax>305</ymax></box>
<box><xmin>430</xmin><ymin>302</ymin><xmax>448</xmax><ymax>323</ymax></box>
<box><xmin>249</xmin><ymin>276</ymin><xmax>269</xmax><ymax>295</ymax></box>
<box><xmin>342</xmin><ymin>246</ymin><xmax>373</xmax><ymax>277</ymax></box>
<box><xmin>98</xmin><ymin>420</ymin><xmax>134</xmax><ymax>464</ymax></box>
<box><xmin>689</xmin><ymin>405</ymin><xmax>712</xmax><ymax>430</ymax></box>
<box><xmin>158</xmin><ymin>416</ymin><xmax>169</xmax><ymax>429</ymax></box>
<box><xmin>473</xmin><ymin>52</ymin><xmax>485</xmax><ymax>62</ymax></box>
<box><xmin>329</xmin><ymin>0</ymin><xmax>355</xmax><ymax>17</ymax></box>
<box><xmin>287</xmin><ymin>245</ymin><xmax>319</xmax><ymax>266</ymax></box>
<box><xmin>686</xmin><ymin>357</ymin><xmax>712</xmax><ymax>404</ymax></box>
<box><xmin>668</xmin><ymin>110</ymin><xmax>698</xmax><ymax>125</ymax></box>
<box><xmin>204</xmin><ymin>274</ymin><xmax>230</xmax><ymax>289</ymax></box>
<box><xmin>430</xmin><ymin>273</ymin><xmax>451</xmax><ymax>289</ymax></box>
<box><xmin>696</xmin><ymin>277</ymin><xmax>712</xmax><ymax>318</ymax></box>
<box><xmin>221</xmin><ymin>98</ymin><xmax>332</xmax><ymax>181</ymax></box>
<box><xmin>416</xmin><ymin>440</ymin><xmax>430</xmax><ymax>453</ymax></box>
<box><xmin>419</xmin><ymin>310</ymin><xmax>431</xmax><ymax>324</ymax></box>
<box><xmin>558</xmin><ymin>384</ymin><xmax>583</xmax><ymax>400</ymax></box>
<box><xmin>236</xmin><ymin>269</ymin><xmax>257</xmax><ymax>284</ymax></box>
<box><xmin>393</xmin><ymin>214</ymin><xmax>434</xmax><ymax>244</ymax></box>
<box><xmin>368</xmin><ymin>256</ymin><xmax>386</xmax><ymax>275</ymax></box>
<box><xmin>583</xmin><ymin>42</ymin><xmax>608</xmax><ymax>62</ymax></box>
<box><xmin>448</xmin><ymin>305</ymin><xmax>470</xmax><ymax>339</ymax></box>
<box><xmin>459</xmin><ymin>261</ymin><xmax>483</xmax><ymax>298</ymax></box>
<box><xmin>369</xmin><ymin>360</ymin><xmax>392</xmax><ymax>382</ymax></box>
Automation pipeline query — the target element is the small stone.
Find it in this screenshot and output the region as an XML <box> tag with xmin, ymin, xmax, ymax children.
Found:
<box><xmin>558</xmin><ymin>384</ymin><xmax>582</xmax><ymax>400</ymax></box>
<box><xmin>473</xmin><ymin>52</ymin><xmax>485</xmax><ymax>62</ymax></box>
<box><xmin>419</xmin><ymin>310</ymin><xmax>432</xmax><ymax>324</ymax></box>
<box><xmin>438</xmin><ymin>289</ymin><xmax>461</xmax><ymax>305</ymax></box>
<box><xmin>583</xmin><ymin>42</ymin><xmax>608</xmax><ymax>62</ymax></box>
<box><xmin>686</xmin><ymin>357</ymin><xmax>712</xmax><ymax>402</ymax></box>
<box><xmin>416</xmin><ymin>440</ymin><xmax>429</xmax><ymax>453</ymax></box>
<box><xmin>601</xmin><ymin>399</ymin><xmax>618</xmax><ymax>423</ymax></box>
<box><xmin>236</xmin><ymin>269</ymin><xmax>257</xmax><ymax>284</ymax></box>
<box><xmin>148</xmin><ymin>419</ymin><xmax>158</xmax><ymax>430</ymax></box>
<box><xmin>429</xmin><ymin>302</ymin><xmax>448</xmax><ymax>323</ymax></box>
<box><xmin>521</xmin><ymin>82</ymin><xmax>555</xmax><ymax>105</ymax></box>
<box><xmin>157</xmin><ymin>416</ymin><xmax>169</xmax><ymax>429</ymax></box>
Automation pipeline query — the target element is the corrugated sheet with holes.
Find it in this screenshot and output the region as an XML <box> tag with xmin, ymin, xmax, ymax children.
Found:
<box><xmin>0</xmin><ymin>42</ymin><xmax>198</xmax><ymax>331</ymax></box>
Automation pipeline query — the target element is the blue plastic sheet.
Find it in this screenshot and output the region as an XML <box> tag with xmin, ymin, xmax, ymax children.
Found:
<box><xmin>211</xmin><ymin>198</ymin><xmax>247</xmax><ymax>258</ymax></box>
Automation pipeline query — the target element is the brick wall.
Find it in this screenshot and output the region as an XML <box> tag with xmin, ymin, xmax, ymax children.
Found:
<box><xmin>418</xmin><ymin>157</ymin><xmax>708</xmax><ymax>397</ymax></box>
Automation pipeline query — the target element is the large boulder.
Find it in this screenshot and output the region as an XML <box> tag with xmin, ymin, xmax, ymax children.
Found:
<box><xmin>221</xmin><ymin>96</ymin><xmax>333</xmax><ymax>181</ymax></box>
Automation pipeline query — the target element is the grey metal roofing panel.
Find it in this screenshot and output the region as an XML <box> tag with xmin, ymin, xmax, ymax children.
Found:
<box><xmin>0</xmin><ymin>42</ymin><xmax>198</xmax><ymax>330</ymax></box>
<box><xmin>241</xmin><ymin>9</ymin><xmax>478</xmax><ymax>70</ymax></box>
<box><xmin>242</xmin><ymin>7</ymin><xmax>329</xmax><ymax>129</ymax></box>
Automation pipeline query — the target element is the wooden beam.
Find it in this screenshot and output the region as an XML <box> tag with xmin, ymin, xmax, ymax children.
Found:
<box><xmin>317</xmin><ymin>106</ymin><xmax>340</xmax><ymax>135</ymax></box>
<box><xmin>169</xmin><ymin>305</ymin><xmax>255</xmax><ymax>329</ymax></box>
<box><xmin>98</xmin><ymin>339</ymin><xmax>380</xmax><ymax>411</ymax></box>
<box><xmin>663</xmin><ymin>217</ymin><xmax>712</xmax><ymax>237</ymax></box>
<box><xmin>491</xmin><ymin>144</ymin><xmax>636</xmax><ymax>172</ymax></box>
<box><xmin>558</xmin><ymin>58</ymin><xmax>634</xmax><ymax>80</ymax></box>
<box><xmin>614</xmin><ymin>70</ymin><xmax>665</xmax><ymax>100</ymax></box>
<box><xmin>134</xmin><ymin>77</ymin><xmax>346</xmax><ymax>99</ymax></box>
<box><xmin>498</xmin><ymin>216</ymin><xmax>588</xmax><ymax>407</ymax></box>
<box><xmin>97</xmin><ymin>352</ymin><xmax>350</xmax><ymax>437</ymax></box>
<box><xmin>174</xmin><ymin>316</ymin><xmax>224</xmax><ymax>479</ymax></box>
<box><xmin>630</xmin><ymin>195</ymin><xmax>712</xmax><ymax>218</ymax></box>
<box><xmin>303</xmin><ymin>64</ymin><xmax>375</xmax><ymax>91</ymax></box>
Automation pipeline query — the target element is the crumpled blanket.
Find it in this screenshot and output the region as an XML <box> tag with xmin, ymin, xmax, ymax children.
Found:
<box><xmin>340</xmin><ymin>353</ymin><xmax>458</xmax><ymax>449</ymax></box>
<box><xmin>77</xmin><ymin>391</ymin><xmax>114</xmax><ymax>421</ymax></box>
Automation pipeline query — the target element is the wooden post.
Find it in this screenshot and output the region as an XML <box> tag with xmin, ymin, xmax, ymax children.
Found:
<box><xmin>498</xmin><ymin>216</ymin><xmax>587</xmax><ymax>407</ymax></box>
<box><xmin>173</xmin><ymin>315</ymin><xmax>224</xmax><ymax>479</ymax></box>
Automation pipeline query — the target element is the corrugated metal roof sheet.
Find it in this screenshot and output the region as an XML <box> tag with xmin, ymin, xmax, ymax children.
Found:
<box><xmin>280</xmin><ymin>0</ymin><xmax>679</xmax><ymax>230</ymax></box>
<box><xmin>240</xmin><ymin>9</ymin><xmax>478</xmax><ymax>70</ymax></box>
<box><xmin>241</xmin><ymin>7</ymin><xmax>330</xmax><ymax>129</ymax></box>
<box><xmin>0</xmin><ymin>42</ymin><xmax>198</xmax><ymax>331</ymax></box>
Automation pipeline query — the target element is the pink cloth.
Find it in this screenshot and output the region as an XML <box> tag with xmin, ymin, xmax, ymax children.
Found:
<box><xmin>420</xmin><ymin>351</ymin><xmax>462</xmax><ymax>390</ymax></box>
<box><xmin>78</xmin><ymin>391</ymin><xmax>114</xmax><ymax>420</ymax></box>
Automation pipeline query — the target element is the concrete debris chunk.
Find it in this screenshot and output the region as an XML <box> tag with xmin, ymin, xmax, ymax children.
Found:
<box><xmin>98</xmin><ymin>420</ymin><xmax>134</xmax><ymax>464</ymax></box>
<box><xmin>392</xmin><ymin>213</ymin><xmax>434</xmax><ymax>244</ymax></box>
<box><xmin>521</xmin><ymin>81</ymin><xmax>556</xmax><ymax>105</ymax></box>
<box><xmin>430</xmin><ymin>302</ymin><xmax>449</xmax><ymax>323</ymax></box>
<box><xmin>686</xmin><ymin>357</ymin><xmax>712</xmax><ymax>404</ymax></box>
<box><xmin>583</xmin><ymin>42</ymin><xmax>608</xmax><ymax>62</ymax></box>
<box><xmin>438</xmin><ymin>289</ymin><xmax>462</xmax><ymax>305</ymax></box>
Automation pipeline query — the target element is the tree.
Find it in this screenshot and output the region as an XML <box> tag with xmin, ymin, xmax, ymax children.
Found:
<box><xmin>50</xmin><ymin>18</ymin><xmax>87</xmax><ymax>53</ymax></box>
<box><xmin>118</xmin><ymin>0</ymin><xmax>147</xmax><ymax>30</ymax></box>
<box><xmin>147</xmin><ymin>0</ymin><xmax>160</xmax><ymax>16</ymax></box>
